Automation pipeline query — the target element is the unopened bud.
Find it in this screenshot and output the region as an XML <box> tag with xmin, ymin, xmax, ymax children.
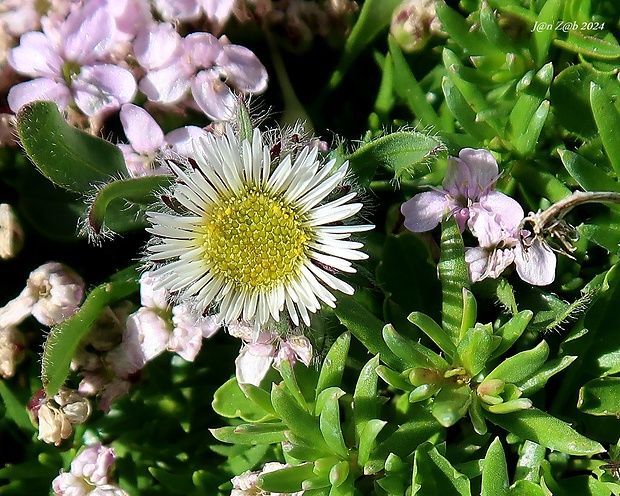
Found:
<box><xmin>0</xmin><ymin>326</ymin><xmax>24</xmax><ymax>378</ymax></box>
<box><xmin>0</xmin><ymin>204</ymin><xmax>23</xmax><ymax>259</ymax></box>
<box><xmin>390</xmin><ymin>0</ymin><xmax>444</xmax><ymax>53</ymax></box>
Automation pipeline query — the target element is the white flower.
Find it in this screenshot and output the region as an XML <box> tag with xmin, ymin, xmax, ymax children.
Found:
<box><xmin>29</xmin><ymin>388</ymin><xmax>91</xmax><ymax>445</ymax></box>
<box><xmin>146</xmin><ymin>126</ymin><xmax>372</xmax><ymax>327</ymax></box>
<box><xmin>0</xmin><ymin>262</ymin><xmax>84</xmax><ymax>328</ymax></box>
<box><xmin>52</xmin><ymin>443</ymin><xmax>129</xmax><ymax>496</ymax></box>
<box><xmin>0</xmin><ymin>326</ymin><xmax>24</xmax><ymax>378</ymax></box>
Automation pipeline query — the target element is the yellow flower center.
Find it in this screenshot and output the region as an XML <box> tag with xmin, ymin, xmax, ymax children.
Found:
<box><xmin>201</xmin><ymin>187</ymin><xmax>311</xmax><ymax>291</ymax></box>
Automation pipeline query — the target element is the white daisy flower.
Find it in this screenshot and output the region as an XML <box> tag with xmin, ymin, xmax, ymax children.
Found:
<box><xmin>145</xmin><ymin>125</ymin><xmax>372</xmax><ymax>327</ymax></box>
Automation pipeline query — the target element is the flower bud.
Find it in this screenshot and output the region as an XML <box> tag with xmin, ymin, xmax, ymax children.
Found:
<box><xmin>0</xmin><ymin>326</ymin><xmax>24</xmax><ymax>378</ymax></box>
<box><xmin>0</xmin><ymin>204</ymin><xmax>24</xmax><ymax>258</ymax></box>
<box><xmin>390</xmin><ymin>0</ymin><xmax>444</xmax><ymax>53</ymax></box>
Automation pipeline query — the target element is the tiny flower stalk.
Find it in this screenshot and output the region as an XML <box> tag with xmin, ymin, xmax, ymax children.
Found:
<box><xmin>377</xmin><ymin>290</ymin><xmax>561</xmax><ymax>434</ymax></box>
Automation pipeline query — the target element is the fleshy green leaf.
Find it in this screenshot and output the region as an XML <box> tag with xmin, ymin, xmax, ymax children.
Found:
<box><xmin>456</xmin><ymin>324</ymin><xmax>494</xmax><ymax>377</ymax></box>
<box><xmin>87</xmin><ymin>175</ymin><xmax>172</xmax><ymax>235</ymax></box>
<box><xmin>438</xmin><ymin>216</ymin><xmax>470</xmax><ymax>344</ymax></box>
<box><xmin>530</xmin><ymin>0</ymin><xmax>563</xmax><ymax>65</ymax></box>
<box><xmin>590</xmin><ymin>82</ymin><xmax>620</xmax><ymax>179</ymax></box>
<box><xmin>554</xmin><ymin>31</ymin><xmax>620</xmax><ymax>59</ymax></box>
<box><xmin>383</xmin><ymin>323</ymin><xmax>449</xmax><ymax>370</ymax></box>
<box><xmin>353</xmin><ymin>355</ymin><xmax>381</xmax><ymax>443</ymax></box>
<box><xmin>15</xmin><ymin>101</ymin><xmax>127</xmax><ymax>193</ymax></box>
<box><xmin>441</xmin><ymin>76</ymin><xmax>494</xmax><ymax>142</ymax></box>
<box><xmin>358</xmin><ymin>419</ymin><xmax>387</xmax><ymax>467</ymax></box>
<box><xmin>347</xmin><ymin>131</ymin><xmax>444</xmax><ymax>186</ymax></box>
<box><xmin>578</xmin><ymin>377</ymin><xmax>620</xmax><ymax>416</ymax></box>
<box><xmin>412</xmin><ymin>442</ymin><xmax>472</xmax><ymax>496</ymax></box>
<box><xmin>485</xmin><ymin>408</ymin><xmax>604</xmax><ymax>455</ymax></box>
<box><xmin>517</xmin><ymin>355</ymin><xmax>577</xmax><ymax>396</ymax></box>
<box><xmin>257</xmin><ymin>463</ymin><xmax>315</xmax><ymax>493</ymax></box>
<box><xmin>209</xmin><ymin>423</ymin><xmax>288</xmax><ymax>445</ymax></box>
<box><xmin>559</xmin><ymin>148</ymin><xmax>620</xmax><ymax>192</ymax></box>
<box><xmin>490</xmin><ymin>310</ymin><xmax>533</xmax><ymax>360</ymax></box>
<box><xmin>0</xmin><ymin>381</ymin><xmax>35</xmax><ymax>433</ymax></box>
<box><xmin>317</xmin><ymin>387</ymin><xmax>349</xmax><ymax>458</ymax></box>
<box><xmin>431</xmin><ymin>385</ymin><xmax>472</xmax><ymax>428</ymax></box>
<box><xmin>42</xmin><ymin>266</ymin><xmax>140</xmax><ymax>396</ymax></box>
<box><xmin>315</xmin><ymin>332</ymin><xmax>350</xmax><ymax>400</ymax></box>
<box><xmin>484</xmin><ymin>341</ymin><xmax>549</xmax><ymax>384</ymax></box>
<box><xmin>481</xmin><ymin>438</ymin><xmax>509</xmax><ymax>496</ymax></box>
<box><xmin>212</xmin><ymin>378</ymin><xmax>273</xmax><ymax>422</ymax></box>
<box><xmin>334</xmin><ymin>295</ymin><xmax>403</xmax><ymax>370</ymax></box>
<box><xmin>327</xmin><ymin>0</ymin><xmax>401</xmax><ymax>91</ymax></box>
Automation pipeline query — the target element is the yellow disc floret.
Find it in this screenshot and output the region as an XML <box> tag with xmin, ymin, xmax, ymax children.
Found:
<box><xmin>201</xmin><ymin>187</ymin><xmax>311</xmax><ymax>291</ymax></box>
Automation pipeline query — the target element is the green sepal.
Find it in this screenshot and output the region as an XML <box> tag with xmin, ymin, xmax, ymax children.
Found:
<box><xmin>16</xmin><ymin>101</ymin><xmax>127</xmax><ymax>193</ymax></box>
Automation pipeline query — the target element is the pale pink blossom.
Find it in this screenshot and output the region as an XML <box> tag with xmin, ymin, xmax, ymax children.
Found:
<box><xmin>151</xmin><ymin>0</ymin><xmax>235</xmax><ymax>32</ymax></box>
<box><xmin>0</xmin><ymin>262</ymin><xmax>84</xmax><ymax>328</ymax></box>
<box><xmin>139</xmin><ymin>32</ymin><xmax>268</xmax><ymax>120</ymax></box>
<box><xmin>7</xmin><ymin>2</ymin><xmax>137</xmax><ymax>117</ymax></box>
<box><xmin>52</xmin><ymin>444</ymin><xmax>128</xmax><ymax>496</ymax></box>
<box><xmin>118</xmin><ymin>103</ymin><xmax>208</xmax><ymax>177</ymax></box>
<box><xmin>229</xmin><ymin>321</ymin><xmax>313</xmax><ymax>387</ymax></box>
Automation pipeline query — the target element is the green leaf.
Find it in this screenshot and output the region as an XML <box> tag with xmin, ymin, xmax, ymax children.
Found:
<box><xmin>559</xmin><ymin>148</ymin><xmax>620</xmax><ymax>192</ymax></box>
<box><xmin>431</xmin><ymin>385</ymin><xmax>472</xmax><ymax>428</ymax></box>
<box><xmin>412</xmin><ymin>442</ymin><xmax>472</xmax><ymax>496</ymax></box>
<box><xmin>353</xmin><ymin>355</ymin><xmax>381</xmax><ymax>443</ymax></box>
<box><xmin>87</xmin><ymin>175</ymin><xmax>172</xmax><ymax>235</ymax></box>
<box><xmin>327</xmin><ymin>0</ymin><xmax>401</xmax><ymax>91</ymax></box>
<box><xmin>42</xmin><ymin>266</ymin><xmax>140</xmax><ymax>396</ymax></box>
<box><xmin>347</xmin><ymin>131</ymin><xmax>444</xmax><ymax>186</ymax></box>
<box><xmin>365</xmin><ymin>405</ymin><xmax>443</xmax><ymax>474</ymax></box>
<box><xmin>0</xmin><ymin>381</ymin><xmax>35</xmax><ymax>433</ymax></box>
<box><xmin>358</xmin><ymin>419</ymin><xmax>387</xmax><ymax>467</ymax></box>
<box><xmin>456</xmin><ymin>325</ymin><xmax>494</xmax><ymax>377</ymax></box>
<box><xmin>509</xmin><ymin>63</ymin><xmax>553</xmax><ymax>156</ymax></box>
<box><xmin>15</xmin><ymin>101</ymin><xmax>127</xmax><ymax>193</ymax></box>
<box><xmin>554</xmin><ymin>32</ymin><xmax>620</xmax><ymax>59</ymax></box>
<box><xmin>333</xmin><ymin>295</ymin><xmax>403</xmax><ymax>370</ymax></box>
<box><xmin>509</xmin><ymin>480</ymin><xmax>547</xmax><ymax>496</ymax></box>
<box><xmin>481</xmin><ymin>438</ymin><xmax>509</xmax><ymax>496</ymax></box>
<box><xmin>315</xmin><ymin>332</ymin><xmax>350</xmax><ymax>400</ymax></box>
<box><xmin>517</xmin><ymin>355</ymin><xmax>577</xmax><ymax>396</ymax></box>
<box><xmin>376</xmin><ymin>232</ymin><xmax>441</xmax><ymax>320</ymax></box>
<box><xmin>438</xmin><ymin>216</ymin><xmax>470</xmax><ymax>344</ymax></box>
<box><xmin>531</xmin><ymin>0</ymin><xmax>563</xmax><ymax>65</ymax></box>
<box><xmin>578</xmin><ymin>377</ymin><xmax>620</xmax><ymax>416</ymax></box>
<box><xmin>441</xmin><ymin>76</ymin><xmax>494</xmax><ymax>142</ymax></box>
<box><xmin>590</xmin><ymin>82</ymin><xmax>620</xmax><ymax>179</ymax></box>
<box><xmin>271</xmin><ymin>384</ymin><xmax>328</xmax><ymax>451</ymax></box>
<box><xmin>484</xmin><ymin>341</ymin><xmax>549</xmax><ymax>384</ymax></box>
<box><xmin>280</xmin><ymin>359</ymin><xmax>307</xmax><ymax>412</ymax></box>
<box><xmin>383</xmin><ymin>323</ymin><xmax>449</xmax><ymax>370</ymax></box>
<box><xmin>389</xmin><ymin>37</ymin><xmax>443</xmax><ymax>129</ymax></box>
<box><xmin>485</xmin><ymin>408</ymin><xmax>604</xmax><ymax>455</ymax></box>
<box><xmin>212</xmin><ymin>378</ymin><xmax>273</xmax><ymax>422</ymax></box>
<box><xmin>209</xmin><ymin>423</ymin><xmax>287</xmax><ymax>445</ymax></box>
<box><xmin>511</xmin><ymin>160</ymin><xmax>571</xmax><ymax>202</ymax></box>
<box><xmin>408</xmin><ymin>312</ymin><xmax>456</xmax><ymax>359</ymax></box>
<box><xmin>257</xmin><ymin>463</ymin><xmax>315</xmax><ymax>493</ymax></box>
<box><xmin>317</xmin><ymin>388</ymin><xmax>349</xmax><ymax>458</ymax></box>
<box><xmin>580</xmin><ymin>209</ymin><xmax>620</xmax><ymax>252</ymax></box>
<box><xmin>148</xmin><ymin>468</ymin><xmax>193</xmax><ymax>495</ymax></box>
<box><xmin>490</xmin><ymin>310</ymin><xmax>533</xmax><ymax>360</ymax></box>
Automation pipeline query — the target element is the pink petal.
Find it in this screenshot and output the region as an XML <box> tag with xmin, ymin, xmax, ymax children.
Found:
<box><xmin>183</xmin><ymin>32</ymin><xmax>221</xmax><ymax>69</ymax></box>
<box><xmin>191</xmin><ymin>69</ymin><xmax>236</xmax><ymax>120</ymax></box>
<box><xmin>465</xmin><ymin>247</ymin><xmax>491</xmax><ymax>283</ymax></box>
<box><xmin>478</xmin><ymin>191</ymin><xmax>524</xmax><ymax>234</ymax></box>
<box><xmin>127</xmin><ymin>308</ymin><xmax>170</xmax><ymax>361</ymax></box>
<box><xmin>169</xmin><ymin>324</ymin><xmax>203</xmax><ymax>361</ymax></box>
<box><xmin>139</xmin><ymin>271</ymin><xmax>170</xmax><ymax>309</ymax></box>
<box><xmin>139</xmin><ymin>60</ymin><xmax>192</xmax><ymax>103</ymax></box>
<box><xmin>219</xmin><ymin>44</ymin><xmax>268</xmax><ymax>93</ymax></box>
<box><xmin>119</xmin><ymin>104</ymin><xmax>164</xmax><ymax>154</ymax></box>
<box><xmin>401</xmin><ymin>190</ymin><xmax>449</xmax><ymax>232</ymax></box>
<box><xmin>165</xmin><ymin>126</ymin><xmax>209</xmax><ymax>156</ymax></box>
<box><xmin>152</xmin><ymin>0</ymin><xmax>201</xmax><ymax>20</ymax></box>
<box><xmin>118</xmin><ymin>144</ymin><xmax>155</xmax><ymax>178</ymax></box>
<box><xmin>109</xmin><ymin>0</ymin><xmax>152</xmax><ymax>40</ymax></box>
<box><xmin>200</xmin><ymin>0</ymin><xmax>235</xmax><ymax>27</ymax></box>
<box><xmin>467</xmin><ymin>205</ymin><xmax>508</xmax><ymax>249</ymax></box>
<box><xmin>515</xmin><ymin>238</ymin><xmax>557</xmax><ymax>286</ymax></box>
<box><xmin>235</xmin><ymin>344</ymin><xmax>275</xmax><ymax>386</ymax></box>
<box><xmin>444</xmin><ymin>149</ymin><xmax>499</xmax><ymax>200</ymax></box>
<box><xmin>7</xmin><ymin>79</ymin><xmax>71</xmax><ymax>113</ymax></box>
<box><xmin>61</xmin><ymin>2</ymin><xmax>114</xmax><ymax>63</ymax></box>
<box><xmin>133</xmin><ymin>22</ymin><xmax>181</xmax><ymax>70</ymax></box>
<box><xmin>7</xmin><ymin>31</ymin><xmax>63</xmax><ymax>78</ymax></box>
<box><xmin>72</xmin><ymin>64</ymin><xmax>137</xmax><ymax>117</ymax></box>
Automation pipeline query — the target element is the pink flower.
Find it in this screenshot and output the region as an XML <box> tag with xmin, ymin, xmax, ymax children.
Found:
<box><xmin>229</xmin><ymin>321</ymin><xmax>313</xmax><ymax>387</ymax></box>
<box><xmin>139</xmin><ymin>32</ymin><xmax>268</xmax><ymax>120</ymax></box>
<box><xmin>152</xmin><ymin>0</ymin><xmax>235</xmax><ymax>32</ymax></box>
<box><xmin>7</xmin><ymin>2</ymin><xmax>136</xmax><ymax>117</ymax></box>
<box><xmin>118</xmin><ymin>103</ymin><xmax>208</xmax><ymax>177</ymax></box>
<box><xmin>401</xmin><ymin>148</ymin><xmax>512</xmax><ymax>232</ymax></box>
<box><xmin>52</xmin><ymin>444</ymin><xmax>128</xmax><ymax>496</ymax></box>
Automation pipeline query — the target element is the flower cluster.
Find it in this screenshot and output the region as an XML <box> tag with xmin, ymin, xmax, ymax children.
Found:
<box><xmin>401</xmin><ymin>149</ymin><xmax>556</xmax><ymax>285</ymax></box>
<box><xmin>52</xmin><ymin>443</ymin><xmax>128</xmax><ymax>496</ymax></box>
<box><xmin>4</xmin><ymin>0</ymin><xmax>268</xmax><ymax>127</ymax></box>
